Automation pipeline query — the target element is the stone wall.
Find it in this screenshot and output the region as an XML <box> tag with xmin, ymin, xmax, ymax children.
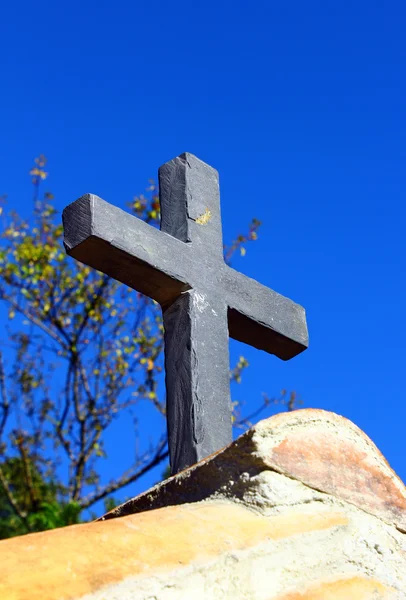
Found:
<box><xmin>1</xmin><ymin>409</ymin><xmax>405</xmax><ymax>599</ymax></box>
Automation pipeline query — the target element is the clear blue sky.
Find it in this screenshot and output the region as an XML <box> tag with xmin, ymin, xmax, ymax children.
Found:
<box><xmin>1</xmin><ymin>1</ymin><xmax>405</xmax><ymax>504</ymax></box>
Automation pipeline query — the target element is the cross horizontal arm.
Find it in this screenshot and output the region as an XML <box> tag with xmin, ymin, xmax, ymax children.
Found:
<box><xmin>62</xmin><ymin>194</ymin><xmax>192</xmax><ymax>307</ymax></box>
<box><xmin>222</xmin><ymin>266</ymin><xmax>308</xmax><ymax>361</ymax></box>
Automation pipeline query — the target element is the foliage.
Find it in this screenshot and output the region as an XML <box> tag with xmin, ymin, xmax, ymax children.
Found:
<box><xmin>0</xmin><ymin>457</ymin><xmax>81</xmax><ymax>538</ymax></box>
<box><xmin>0</xmin><ymin>156</ymin><xmax>299</xmax><ymax>538</ymax></box>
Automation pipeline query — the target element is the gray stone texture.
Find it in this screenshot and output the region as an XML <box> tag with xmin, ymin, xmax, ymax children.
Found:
<box><xmin>63</xmin><ymin>153</ymin><xmax>308</xmax><ymax>473</ymax></box>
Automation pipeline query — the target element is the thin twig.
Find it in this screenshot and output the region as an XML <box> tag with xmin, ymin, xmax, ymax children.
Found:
<box><xmin>0</xmin><ymin>352</ymin><xmax>10</xmax><ymax>437</ymax></box>
<box><xmin>0</xmin><ymin>293</ymin><xmax>68</xmax><ymax>351</ymax></box>
<box><xmin>0</xmin><ymin>464</ymin><xmax>30</xmax><ymax>529</ymax></box>
<box><xmin>15</xmin><ymin>435</ymin><xmax>37</xmax><ymax>508</ymax></box>
<box><xmin>79</xmin><ymin>440</ymin><xmax>168</xmax><ymax>510</ymax></box>
<box><xmin>74</xmin><ymin>274</ymin><xmax>110</xmax><ymax>344</ymax></box>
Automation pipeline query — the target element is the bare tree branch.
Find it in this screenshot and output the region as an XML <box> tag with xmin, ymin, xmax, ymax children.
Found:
<box><xmin>0</xmin><ymin>352</ymin><xmax>10</xmax><ymax>437</ymax></box>
<box><xmin>74</xmin><ymin>274</ymin><xmax>110</xmax><ymax>344</ymax></box>
<box><xmin>79</xmin><ymin>440</ymin><xmax>169</xmax><ymax>510</ymax></box>
<box><xmin>0</xmin><ymin>465</ymin><xmax>30</xmax><ymax>529</ymax></box>
<box><xmin>56</xmin><ymin>362</ymin><xmax>74</xmax><ymax>461</ymax></box>
<box><xmin>0</xmin><ymin>292</ymin><xmax>68</xmax><ymax>351</ymax></box>
<box><xmin>15</xmin><ymin>435</ymin><xmax>37</xmax><ymax>509</ymax></box>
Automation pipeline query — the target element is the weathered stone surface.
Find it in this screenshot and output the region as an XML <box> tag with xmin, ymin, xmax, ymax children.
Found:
<box><xmin>0</xmin><ymin>409</ymin><xmax>405</xmax><ymax>600</ymax></box>
<box><xmin>275</xmin><ymin>577</ymin><xmax>397</xmax><ymax>599</ymax></box>
<box><xmin>101</xmin><ymin>408</ymin><xmax>406</xmax><ymax>534</ymax></box>
<box><xmin>63</xmin><ymin>153</ymin><xmax>308</xmax><ymax>474</ymax></box>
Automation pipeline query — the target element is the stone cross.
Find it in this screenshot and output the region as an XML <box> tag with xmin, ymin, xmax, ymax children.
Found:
<box><xmin>62</xmin><ymin>153</ymin><xmax>308</xmax><ymax>474</ymax></box>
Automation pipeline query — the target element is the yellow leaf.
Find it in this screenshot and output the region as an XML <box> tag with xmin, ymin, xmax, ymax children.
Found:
<box><xmin>195</xmin><ymin>208</ymin><xmax>212</xmax><ymax>225</ymax></box>
<box><xmin>146</xmin><ymin>358</ymin><xmax>154</xmax><ymax>371</ymax></box>
<box><xmin>240</xmin><ymin>247</ymin><xmax>246</xmax><ymax>256</ymax></box>
<box><xmin>29</xmin><ymin>167</ymin><xmax>48</xmax><ymax>180</ymax></box>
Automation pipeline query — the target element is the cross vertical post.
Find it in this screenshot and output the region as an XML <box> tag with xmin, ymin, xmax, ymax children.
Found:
<box><xmin>159</xmin><ymin>154</ymin><xmax>231</xmax><ymax>472</ymax></box>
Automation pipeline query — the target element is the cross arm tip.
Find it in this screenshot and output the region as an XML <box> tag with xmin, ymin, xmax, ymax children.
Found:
<box><xmin>62</xmin><ymin>193</ymin><xmax>102</xmax><ymax>254</ymax></box>
<box><xmin>224</xmin><ymin>266</ymin><xmax>309</xmax><ymax>361</ymax></box>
